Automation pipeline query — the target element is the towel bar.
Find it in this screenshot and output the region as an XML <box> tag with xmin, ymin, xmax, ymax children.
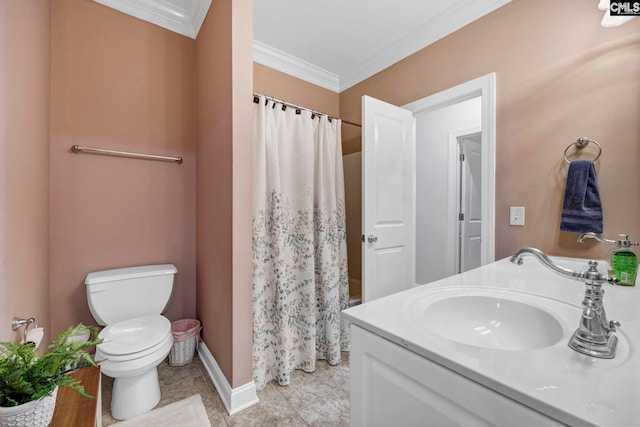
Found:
<box><xmin>71</xmin><ymin>145</ymin><xmax>183</xmax><ymax>164</ymax></box>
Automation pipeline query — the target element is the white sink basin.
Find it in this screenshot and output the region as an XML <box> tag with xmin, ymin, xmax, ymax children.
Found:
<box><xmin>408</xmin><ymin>288</ymin><xmax>567</xmax><ymax>351</ymax></box>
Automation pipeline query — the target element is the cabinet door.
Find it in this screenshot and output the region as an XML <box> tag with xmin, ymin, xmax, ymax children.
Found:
<box><xmin>350</xmin><ymin>325</ymin><xmax>563</xmax><ymax>427</ymax></box>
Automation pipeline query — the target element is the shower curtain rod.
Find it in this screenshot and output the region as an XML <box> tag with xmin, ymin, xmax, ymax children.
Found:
<box><xmin>253</xmin><ymin>92</ymin><xmax>362</xmax><ymax>128</ymax></box>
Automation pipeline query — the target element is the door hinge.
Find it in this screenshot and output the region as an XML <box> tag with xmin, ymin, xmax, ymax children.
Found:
<box><xmin>458</xmin><ymin>213</ymin><xmax>464</xmax><ymax>221</ymax></box>
<box><xmin>460</xmin><ymin>153</ymin><xmax>465</xmax><ymax>162</ymax></box>
<box><xmin>361</xmin><ymin>234</ymin><xmax>365</xmax><ymax>242</ymax></box>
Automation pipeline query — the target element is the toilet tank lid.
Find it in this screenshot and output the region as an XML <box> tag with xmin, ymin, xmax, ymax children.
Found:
<box><xmin>85</xmin><ymin>264</ymin><xmax>177</xmax><ymax>285</ymax></box>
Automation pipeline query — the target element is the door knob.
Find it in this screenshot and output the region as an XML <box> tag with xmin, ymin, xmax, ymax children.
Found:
<box><xmin>367</xmin><ymin>235</ymin><xmax>379</xmax><ymax>243</ymax></box>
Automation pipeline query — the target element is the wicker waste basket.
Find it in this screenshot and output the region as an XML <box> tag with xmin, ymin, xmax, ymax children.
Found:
<box><xmin>169</xmin><ymin>319</ymin><xmax>202</xmax><ymax>367</ymax></box>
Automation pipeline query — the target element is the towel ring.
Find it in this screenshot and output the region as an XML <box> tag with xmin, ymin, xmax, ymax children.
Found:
<box><xmin>563</xmin><ymin>137</ymin><xmax>602</xmax><ymax>164</ymax></box>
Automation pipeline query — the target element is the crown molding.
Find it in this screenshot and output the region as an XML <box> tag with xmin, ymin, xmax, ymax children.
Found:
<box><xmin>253</xmin><ymin>0</ymin><xmax>510</xmax><ymax>93</ymax></box>
<box><xmin>253</xmin><ymin>41</ymin><xmax>340</xmax><ymax>93</ymax></box>
<box><xmin>93</xmin><ymin>0</ymin><xmax>211</xmax><ymax>39</ymax></box>
<box><xmin>339</xmin><ymin>0</ymin><xmax>511</xmax><ymax>91</ymax></box>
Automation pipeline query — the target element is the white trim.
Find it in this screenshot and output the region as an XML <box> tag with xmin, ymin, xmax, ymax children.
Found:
<box><xmin>197</xmin><ymin>341</ymin><xmax>259</xmax><ymax>415</ymax></box>
<box><xmin>404</xmin><ymin>73</ymin><xmax>496</xmax><ymax>267</ymax></box>
<box><xmin>448</xmin><ymin>126</ymin><xmax>482</xmax><ymax>276</ymax></box>
<box><xmin>253</xmin><ymin>41</ymin><xmax>340</xmax><ymax>93</ymax></box>
<box><xmin>93</xmin><ymin>0</ymin><xmax>211</xmax><ymax>39</ymax></box>
<box><xmin>190</xmin><ymin>0</ymin><xmax>211</xmax><ymax>39</ymax></box>
<box><xmin>447</xmin><ymin>132</ymin><xmax>459</xmax><ymax>277</ymax></box>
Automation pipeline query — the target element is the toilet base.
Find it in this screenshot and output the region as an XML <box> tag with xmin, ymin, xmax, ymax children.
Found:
<box><xmin>111</xmin><ymin>367</ymin><xmax>161</xmax><ymax>420</ymax></box>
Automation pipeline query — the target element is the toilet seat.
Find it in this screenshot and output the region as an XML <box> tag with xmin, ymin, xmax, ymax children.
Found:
<box><xmin>98</xmin><ymin>315</ymin><xmax>171</xmax><ymax>361</ymax></box>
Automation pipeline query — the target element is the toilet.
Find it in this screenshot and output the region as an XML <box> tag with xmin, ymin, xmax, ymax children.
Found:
<box><xmin>85</xmin><ymin>264</ymin><xmax>177</xmax><ymax>420</ymax></box>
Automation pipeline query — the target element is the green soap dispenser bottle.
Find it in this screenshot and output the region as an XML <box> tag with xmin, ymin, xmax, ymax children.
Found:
<box><xmin>609</xmin><ymin>234</ymin><xmax>638</xmax><ymax>286</ymax></box>
<box><xmin>577</xmin><ymin>232</ymin><xmax>639</xmax><ymax>286</ymax></box>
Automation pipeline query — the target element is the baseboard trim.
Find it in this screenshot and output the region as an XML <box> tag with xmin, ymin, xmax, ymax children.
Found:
<box><xmin>197</xmin><ymin>342</ymin><xmax>259</xmax><ymax>415</ymax></box>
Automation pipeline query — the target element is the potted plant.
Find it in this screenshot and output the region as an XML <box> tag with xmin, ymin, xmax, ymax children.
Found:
<box><xmin>0</xmin><ymin>324</ymin><xmax>102</xmax><ymax>427</ymax></box>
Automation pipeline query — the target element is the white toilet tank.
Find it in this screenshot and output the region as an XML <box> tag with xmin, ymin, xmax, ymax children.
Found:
<box><xmin>85</xmin><ymin>264</ymin><xmax>177</xmax><ymax>325</ymax></box>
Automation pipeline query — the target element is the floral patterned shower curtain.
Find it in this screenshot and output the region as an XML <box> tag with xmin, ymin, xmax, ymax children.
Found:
<box><xmin>252</xmin><ymin>96</ymin><xmax>350</xmax><ymax>391</ymax></box>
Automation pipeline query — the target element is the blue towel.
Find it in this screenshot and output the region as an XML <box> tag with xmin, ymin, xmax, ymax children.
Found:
<box><xmin>560</xmin><ymin>160</ymin><xmax>603</xmax><ymax>233</ymax></box>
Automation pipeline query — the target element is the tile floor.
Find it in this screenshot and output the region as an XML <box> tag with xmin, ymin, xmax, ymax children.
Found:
<box><xmin>101</xmin><ymin>352</ymin><xmax>350</xmax><ymax>426</ymax></box>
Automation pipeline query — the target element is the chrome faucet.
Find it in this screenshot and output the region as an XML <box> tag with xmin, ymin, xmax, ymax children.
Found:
<box><xmin>510</xmin><ymin>247</ymin><xmax>620</xmax><ymax>359</ymax></box>
<box><xmin>577</xmin><ymin>232</ymin><xmax>618</xmax><ymax>245</ymax></box>
<box><xmin>577</xmin><ymin>232</ymin><xmax>639</xmax><ymax>250</ymax></box>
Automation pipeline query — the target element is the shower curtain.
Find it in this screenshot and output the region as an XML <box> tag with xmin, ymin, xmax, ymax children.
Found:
<box><xmin>252</xmin><ymin>96</ymin><xmax>350</xmax><ymax>391</ymax></box>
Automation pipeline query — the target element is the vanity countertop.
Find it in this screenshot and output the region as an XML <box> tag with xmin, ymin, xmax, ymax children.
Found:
<box><xmin>343</xmin><ymin>256</ymin><xmax>640</xmax><ymax>427</ymax></box>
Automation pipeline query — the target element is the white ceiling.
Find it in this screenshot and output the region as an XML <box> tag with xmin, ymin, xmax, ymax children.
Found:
<box><xmin>94</xmin><ymin>0</ymin><xmax>511</xmax><ymax>93</ymax></box>
<box><xmin>254</xmin><ymin>0</ymin><xmax>512</xmax><ymax>92</ymax></box>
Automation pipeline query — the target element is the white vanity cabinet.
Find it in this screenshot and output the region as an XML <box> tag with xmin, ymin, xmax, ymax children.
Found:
<box><xmin>345</xmin><ymin>257</ymin><xmax>640</xmax><ymax>426</ymax></box>
<box><xmin>350</xmin><ymin>324</ymin><xmax>563</xmax><ymax>427</ymax></box>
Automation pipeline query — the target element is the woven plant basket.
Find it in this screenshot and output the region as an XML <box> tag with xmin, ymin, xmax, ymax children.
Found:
<box><xmin>169</xmin><ymin>319</ymin><xmax>201</xmax><ymax>367</ymax></box>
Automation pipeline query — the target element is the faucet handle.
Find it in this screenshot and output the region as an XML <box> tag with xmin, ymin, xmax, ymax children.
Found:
<box><xmin>582</xmin><ymin>260</ymin><xmax>609</xmax><ymax>284</ymax></box>
<box><xmin>607</xmin><ymin>276</ymin><xmax>619</xmax><ymax>286</ymax></box>
<box><xmin>609</xmin><ymin>320</ymin><xmax>621</xmax><ymax>333</ymax></box>
<box><xmin>578</xmin><ymin>232</ymin><xmax>639</xmax><ymax>247</ymax></box>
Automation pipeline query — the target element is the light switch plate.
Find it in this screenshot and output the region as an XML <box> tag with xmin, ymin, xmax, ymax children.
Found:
<box><xmin>510</xmin><ymin>207</ymin><xmax>525</xmax><ymax>226</ymax></box>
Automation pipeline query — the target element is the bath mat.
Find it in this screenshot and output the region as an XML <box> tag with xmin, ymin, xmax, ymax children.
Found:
<box><xmin>112</xmin><ymin>394</ymin><xmax>209</xmax><ymax>427</ymax></box>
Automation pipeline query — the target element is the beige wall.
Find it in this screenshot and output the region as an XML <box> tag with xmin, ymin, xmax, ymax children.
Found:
<box><xmin>49</xmin><ymin>0</ymin><xmax>197</xmax><ymax>334</ymax></box>
<box><xmin>0</xmin><ymin>1</ymin><xmax>51</xmax><ymax>344</ymax></box>
<box><xmin>196</xmin><ymin>0</ymin><xmax>253</xmax><ymax>388</ymax></box>
<box><xmin>254</xmin><ymin>63</ymin><xmax>340</xmax><ymax>117</ymax></box>
<box><xmin>230</xmin><ymin>0</ymin><xmax>255</xmax><ymax>389</ymax></box>
<box><xmin>340</xmin><ymin>0</ymin><xmax>640</xmax><ymax>261</ymax></box>
<box><xmin>1</xmin><ymin>0</ymin><xmax>254</xmax><ymax>389</ymax></box>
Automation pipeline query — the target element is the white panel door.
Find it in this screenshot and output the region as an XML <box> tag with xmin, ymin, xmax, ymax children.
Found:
<box><xmin>459</xmin><ymin>138</ymin><xmax>482</xmax><ymax>272</ymax></box>
<box><xmin>362</xmin><ymin>95</ymin><xmax>415</xmax><ymax>302</ymax></box>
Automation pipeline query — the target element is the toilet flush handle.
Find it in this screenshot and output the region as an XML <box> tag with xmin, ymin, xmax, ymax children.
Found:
<box><xmin>89</xmin><ymin>285</ymin><xmax>107</xmax><ymax>293</ymax></box>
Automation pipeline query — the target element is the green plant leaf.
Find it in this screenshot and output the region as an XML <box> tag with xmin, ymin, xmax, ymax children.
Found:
<box><xmin>0</xmin><ymin>323</ymin><xmax>103</xmax><ymax>407</ymax></box>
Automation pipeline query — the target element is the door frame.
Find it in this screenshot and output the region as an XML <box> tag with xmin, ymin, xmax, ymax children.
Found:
<box><xmin>449</xmin><ymin>127</ymin><xmax>481</xmax><ymax>275</ymax></box>
<box><xmin>403</xmin><ymin>73</ymin><xmax>496</xmax><ymax>267</ymax></box>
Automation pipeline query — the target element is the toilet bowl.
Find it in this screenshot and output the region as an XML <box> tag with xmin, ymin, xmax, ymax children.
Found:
<box><xmin>85</xmin><ymin>264</ymin><xmax>177</xmax><ymax>420</ymax></box>
<box><xmin>96</xmin><ymin>315</ymin><xmax>173</xmax><ymax>419</ymax></box>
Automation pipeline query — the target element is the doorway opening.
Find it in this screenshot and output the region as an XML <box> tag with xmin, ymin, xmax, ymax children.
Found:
<box><xmin>409</xmin><ymin>73</ymin><xmax>495</xmax><ymax>286</ymax></box>
<box><xmin>454</xmin><ymin>130</ymin><xmax>482</xmax><ymax>274</ymax></box>
<box><xmin>359</xmin><ymin>73</ymin><xmax>496</xmax><ymax>300</ymax></box>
